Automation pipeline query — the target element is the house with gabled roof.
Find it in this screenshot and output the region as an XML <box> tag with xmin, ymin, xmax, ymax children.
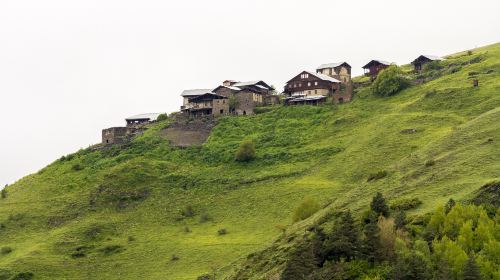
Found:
<box><xmin>180</xmin><ymin>89</ymin><xmax>214</xmax><ymax>109</ymax></box>
<box><xmin>316</xmin><ymin>62</ymin><xmax>352</xmax><ymax>83</ymax></box>
<box><xmin>283</xmin><ymin>71</ymin><xmax>343</xmax><ymax>104</ymax></box>
<box><xmin>362</xmin><ymin>60</ymin><xmax>392</xmax><ymax>80</ymax></box>
<box><xmin>181</xmin><ymin>93</ymin><xmax>229</xmax><ymax>118</ymax></box>
<box><xmin>411</xmin><ymin>55</ymin><xmax>443</xmax><ymax>72</ymax></box>
<box><xmin>213</xmin><ymin>80</ymin><xmax>276</xmax><ymax>115</ymax></box>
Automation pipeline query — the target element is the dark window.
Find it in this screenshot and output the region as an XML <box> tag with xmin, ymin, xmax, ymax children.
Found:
<box><xmin>220</xmin><ymin>109</ymin><xmax>224</xmax><ymax>114</ymax></box>
<box><xmin>339</xmin><ymin>98</ymin><xmax>344</xmax><ymax>103</ymax></box>
<box><xmin>243</xmin><ymin>111</ymin><xmax>246</xmax><ymax>115</ymax></box>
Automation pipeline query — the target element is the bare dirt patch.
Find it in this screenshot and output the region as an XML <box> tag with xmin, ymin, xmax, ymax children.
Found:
<box><xmin>162</xmin><ymin>118</ymin><xmax>217</xmax><ymax>147</ymax></box>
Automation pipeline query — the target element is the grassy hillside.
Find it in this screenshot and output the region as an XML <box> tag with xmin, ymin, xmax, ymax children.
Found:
<box><xmin>0</xmin><ymin>43</ymin><xmax>499</xmax><ymax>280</ymax></box>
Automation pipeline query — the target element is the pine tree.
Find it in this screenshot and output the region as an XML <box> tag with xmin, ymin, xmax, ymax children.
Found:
<box><xmin>370</xmin><ymin>192</ymin><xmax>389</xmax><ymax>217</ymax></box>
<box><xmin>363</xmin><ymin>212</ymin><xmax>381</xmax><ymax>263</ymax></box>
<box><xmin>280</xmin><ymin>243</ymin><xmax>317</xmax><ymax>280</ymax></box>
<box><xmin>463</xmin><ymin>256</ymin><xmax>481</xmax><ymax>280</ymax></box>
<box><xmin>394</xmin><ymin>210</ymin><xmax>407</xmax><ymax>230</ymax></box>
<box><xmin>393</xmin><ymin>252</ymin><xmax>431</xmax><ymax>280</ymax></box>
<box><xmin>321</xmin><ymin>210</ymin><xmax>360</xmax><ymax>262</ymax></box>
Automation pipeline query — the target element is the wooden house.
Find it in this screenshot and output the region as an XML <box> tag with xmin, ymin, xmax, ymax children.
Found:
<box><xmin>316</xmin><ymin>62</ymin><xmax>352</xmax><ymax>83</ymax></box>
<box><xmin>411</xmin><ymin>55</ymin><xmax>443</xmax><ymax>72</ymax></box>
<box><xmin>181</xmin><ymin>93</ymin><xmax>229</xmax><ymax>118</ymax></box>
<box><xmin>180</xmin><ymin>89</ymin><xmax>213</xmax><ymax>109</ymax></box>
<box><xmin>283</xmin><ymin>71</ymin><xmax>342</xmax><ymax>104</ymax></box>
<box><xmin>362</xmin><ymin>60</ymin><xmax>391</xmax><ymax>80</ymax></box>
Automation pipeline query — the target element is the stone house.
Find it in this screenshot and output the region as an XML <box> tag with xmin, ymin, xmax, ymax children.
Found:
<box><xmin>316</xmin><ymin>62</ymin><xmax>352</xmax><ymax>83</ymax></box>
<box><xmin>180</xmin><ymin>89</ymin><xmax>213</xmax><ymax>109</ymax></box>
<box><xmin>181</xmin><ymin>93</ymin><xmax>229</xmax><ymax>118</ymax></box>
<box><xmin>213</xmin><ymin>80</ymin><xmax>275</xmax><ymax>115</ymax></box>
<box><xmin>411</xmin><ymin>55</ymin><xmax>443</xmax><ymax>72</ymax></box>
<box><xmin>362</xmin><ymin>60</ymin><xmax>391</xmax><ymax>80</ymax></box>
<box><xmin>102</xmin><ymin>127</ymin><xmax>140</xmax><ymax>144</ymax></box>
<box><xmin>283</xmin><ymin>71</ymin><xmax>341</xmax><ymax>104</ymax></box>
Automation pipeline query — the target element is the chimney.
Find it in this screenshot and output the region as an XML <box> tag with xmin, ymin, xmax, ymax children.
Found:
<box><xmin>223</xmin><ymin>80</ymin><xmax>237</xmax><ymax>87</ymax></box>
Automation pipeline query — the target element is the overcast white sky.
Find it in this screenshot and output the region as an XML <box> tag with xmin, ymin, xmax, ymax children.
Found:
<box><xmin>1</xmin><ymin>0</ymin><xmax>499</xmax><ymax>187</ymax></box>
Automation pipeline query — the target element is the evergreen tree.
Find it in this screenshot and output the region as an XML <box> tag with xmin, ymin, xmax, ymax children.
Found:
<box><xmin>394</xmin><ymin>210</ymin><xmax>407</xmax><ymax>230</ymax></box>
<box><xmin>393</xmin><ymin>252</ymin><xmax>431</xmax><ymax>280</ymax></box>
<box><xmin>280</xmin><ymin>243</ymin><xmax>317</xmax><ymax>280</ymax></box>
<box><xmin>363</xmin><ymin>212</ymin><xmax>381</xmax><ymax>263</ymax></box>
<box><xmin>370</xmin><ymin>192</ymin><xmax>389</xmax><ymax>217</ymax></box>
<box><xmin>444</xmin><ymin>198</ymin><xmax>456</xmax><ymax>214</ymax></box>
<box><xmin>463</xmin><ymin>256</ymin><xmax>481</xmax><ymax>280</ymax></box>
<box><xmin>322</xmin><ymin>210</ymin><xmax>360</xmax><ymax>262</ymax></box>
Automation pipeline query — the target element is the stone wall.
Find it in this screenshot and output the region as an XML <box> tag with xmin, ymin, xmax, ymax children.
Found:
<box><xmin>102</xmin><ymin>127</ymin><xmax>140</xmax><ymax>145</ymax></box>
<box><xmin>212</xmin><ymin>99</ymin><xmax>230</xmax><ymax>116</ymax></box>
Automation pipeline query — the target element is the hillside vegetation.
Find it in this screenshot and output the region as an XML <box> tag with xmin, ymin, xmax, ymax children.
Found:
<box><xmin>0</xmin><ymin>43</ymin><xmax>499</xmax><ymax>280</ymax></box>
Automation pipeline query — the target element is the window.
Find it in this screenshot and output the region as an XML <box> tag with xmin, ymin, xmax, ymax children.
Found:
<box><xmin>314</xmin><ymin>81</ymin><xmax>318</xmax><ymax>86</ymax></box>
<box><xmin>220</xmin><ymin>109</ymin><xmax>224</xmax><ymax>114</ymax></box>
<box><xmin>314</xmin><ymin>90</ymin><xmax>317</xmax><ymax>94</ymax></box>
<box><xmin>298</xmin><ymin>83</ymin><xmax>302</xmax><ymax>87</ymax></box>
<box><xmin>307</xmin><ymin>82</ymin><xmax>311</xmax><ymax>87</ymax></box>
<box><xmin>300</xmin><ymin>73</ymin><xmax>309</xmax><ymax>79</ymax></box>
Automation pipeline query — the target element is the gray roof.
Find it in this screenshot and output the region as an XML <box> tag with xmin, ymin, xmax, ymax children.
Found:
<box><xmin>316</xmin><ymin>62</ymin><xmax>350</xmax><ymax>70</ymax></box>
<box><xmin>305</xmin><ymin>71</ymin><xmax>341</xmax><ymax>83</ymax></box>
<box><xmin>289</xmin><ymin>96</ymin><xmax>326</xmax><ymax>102</ymax></box>
<box><xmin>125</xmin><ymin>113</ymin><xmax>163</xmax><ymax>121</ymax></box>
<box><xmin>181</xmin><ymin>89</ymin><xmax>213</xmax><ymax>97</ymax></box>
<box><xmin>421</xmin><ymin>55</ymin><xmax>443</xmax><ymax>61</ymax></box>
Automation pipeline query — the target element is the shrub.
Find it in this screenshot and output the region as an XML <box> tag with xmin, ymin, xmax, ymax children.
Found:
<box><xmin>199</xmin><ymin>213</ymin><xmax>210</xmax><ymax>223</ymax></box>
<box><xmin>235</xmin><ymin>140</ymin><xmax>256</xmax><ymax>162</ymax></box>
<box><xmin>183</xmin><ymin>226</ymin><xmax>191</xmax><ymax>233</ymax></box>
<box><xmin>100</xmin><ymin>245</ymin><xmax>124</xmax><ymax>255</ymax></box>
<box><xmin>127</xmin><ymin>236</ymin><xmax>135</xmax><ymax>242</ymax></box>
<box><xmin>181</xmin><ymin>205</ymin><xmax>195</xmax><ymax>217</ymax></box>
<box><xmin>390</xmin><ymin>198</ymin><xmax>423</xmax><ymax>211</ymax></box>
<box><xmin>171</xmin><ymin>254</ymin><xmax>179</xmax><ymax>261</ymax></box>
<box><xmin>156</xmin><ymin>113</ymin><xmax>168</xmax><ymax>121</ymax></box>
<box><xmin>1</xmin><ymin>189</ymin><xmax>6</xmax><ymax>199</ymax></box>
<box><xmin>372</xmin><ymin>66</ymin><xmax>410</xmax><ymax>97</ymax></box>
<box><xmin>292</xmin><ymin>197</ymin><xmax>321</xmax><ymax>222</ymax></box>
<box><xmin>0</xmin><ymin>247</ymin><xmax>12</xmax><ymax>255</ymax></box>
<box><xmin>367</xmin><ymin>170</ymin><xmax>388</xmax><ymax>182</ymax></box>
<box><xmin>71</xmin><ymin>163</ymin><xmax>84</xmax><ymax>171</ymax></box>
<box><xmin>217</xmin><ymin>228</ymin><xmax>227</xmax><ymax>235</ymax></box>
<box><xmin>10</xmin><ymin>272</ymin><xmax>34</xmax><ymax>280</ymax></box>
<box><xmin>196</xmin><ymin>274</ymin><xmax>212</xmax><ymax>280</ymax></box>
<box><xmin>424</xmin><ymin>159</ymin><xmax>435</xmax><ymax>167</ymax></box>
<box><xmin>423</xmin><ymin>61</ymin><xmax>443</xmax><ymax>71</ymax></box>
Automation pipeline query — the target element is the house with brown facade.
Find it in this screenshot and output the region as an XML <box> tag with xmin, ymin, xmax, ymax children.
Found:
<box><xmin>362</xmin><ymin>60</ymin><xmax>391</xmax><ymax>80</ymax></box>
<box><xmin>283</xmin><ymin>71</ymin><xmax>343</xmax><ymax>104</ymax></box>
<box><xmin>181</xmin><ymin>93</ymin><xmax>229</xmax><ymax>118</ymax></box>
<box><xmin>213</xmin><ymin>80</ymin><xmax>275</xmax><ymax>115</ymax></box>
<box><xmin>411</xmin><ymin>55</ymin><xmax>443</xmax><ymax>72</ymax></box>
<box><xmin>316</xmin><ymin>62</ymin><xmax>352</xmax><ymax>83</ymax></box>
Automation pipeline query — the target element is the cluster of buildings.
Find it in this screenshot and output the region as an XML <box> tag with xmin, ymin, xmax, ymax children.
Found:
<box><xmin>101</xmin><ymin>55</ymin><xmax>443</xmax><ymax>144</ymax></box>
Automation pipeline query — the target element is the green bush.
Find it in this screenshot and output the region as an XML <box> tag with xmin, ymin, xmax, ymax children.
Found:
<box><xmin>196</xmin><ymin>274</ymin><xmax>212</xmax><ymax>280</ymax></box>
<box><xmin>367</xmin><ymin>170</ymin><xmax>388</xmax><ymax>182</ymax></box>
<box><xmin>181</xmin><ymin>205</ymin><xmax>195</xmax><ymax>217</ymax></box>
<box><xmin>218</xmin><ymin>228</ymin><xmax>227</xmax><ymax>235</ymax></box>
<box><xmin>71</xmin><ymin>163</ymin><xmax>84</xmax><ymax>171</ymax></box>
<box><xmin>1</xmin><ymin>189</ymin><xmax>6</xmax><ymax>199</ymax></box>
<box><xmin>156</xmin><ymin>113</ymin><xmax>168</xmax><ymax>121</ymax></box>
<box><xmin>372</xmin><ymin>66</ymin><xmax>410</xmax><ymax>97</ymax></box>
<box><xmin>423</xmin><ymin>61</ymin><xmax>443</xmax><ymax>71</ymax></box>
<box><xmin>424</xmin><ymin>159</ymin><xmax>435</xmax><ymax>167</ymax></box>
<box><xmin>292</xmin><ymin>197</ymin><xmax>320</xmax><ymax>222</ymax></box>
<box><xmin>235</xmin><ymin>140</ymin><xmax>256</xmax><ymax>162</ymax></box>
<box><xmin>10</xmin><ymin>272</ymin><xmax>34</xmax><ymax>280</ymax></box>
<box><xmin>0</xmin><ymin>247</ymin><xmax>12</xmax><ymax>255</ymax></box>
<box><xmin>390</xmin><ymin>198</ymin><xmax>423</xmax><ymax>211</ymax></box>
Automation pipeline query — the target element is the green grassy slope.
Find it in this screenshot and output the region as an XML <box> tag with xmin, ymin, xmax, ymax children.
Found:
<box><xmin>0</xmin><ymin>43</ymin><xmax>499</xmax><ymax>280</ymax></box>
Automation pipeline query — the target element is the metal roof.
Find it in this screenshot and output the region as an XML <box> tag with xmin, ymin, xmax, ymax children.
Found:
<box><xmin>362</xmin><ymin>60</ymin><xmax>392</xmax><ymax>68</ymax></box>
<box><xmin>305</xmin><ymin>71</ymin><xmax>342</xmax><ymax>83</ymax></box>
<box><xmin>232</xmin><ymin>80</ymin><xmax>272</xmax><ymax>89</ymax></box>
<box><xmin>421</xmin><ymin>55</ymin><xmax>443</xmax><ymax>61</ymax></box>
<box><xmin>180</xmin><ymin>89</ymin><xmax>214</xmax><ymax>97</ymax></box>
<box><xmin>316</xmin><ymin>62</ymin><xmax>351</xmax><ymax>70</ymax></box>
<box><xmin>289</xmin><ymin>96</ymin><xmax>326</xmax><ymax>102</ymax></box>
<box><xmin>125</xmin><ymin>113</ymin><xmax>163</xmax><ymax>121</ymax></box>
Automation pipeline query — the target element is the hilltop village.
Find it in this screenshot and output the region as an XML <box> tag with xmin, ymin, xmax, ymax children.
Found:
<box><xmin>101</xmin><ymin>55</ymin><xmax>444</xmax><ymax>145</ymax></box>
